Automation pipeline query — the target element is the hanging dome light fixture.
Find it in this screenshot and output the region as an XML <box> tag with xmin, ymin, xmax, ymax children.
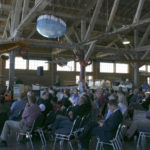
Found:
<box><xmin>36</xmin><ymin>15</ymin><xmax>66</xmax><ymax>39</ymax></box>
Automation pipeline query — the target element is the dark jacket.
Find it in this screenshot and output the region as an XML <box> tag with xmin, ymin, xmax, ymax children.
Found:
<box><xmin>98</xmin><ymin>109</ymin><xmax>122</xmax><ymax>142</ymax></box>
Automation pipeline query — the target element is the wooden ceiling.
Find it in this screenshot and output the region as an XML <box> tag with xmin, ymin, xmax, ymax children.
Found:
<box><xmin>0</xmin><ymin>0</ymin><xmax>150</xmax><ymax>63</ymax></box>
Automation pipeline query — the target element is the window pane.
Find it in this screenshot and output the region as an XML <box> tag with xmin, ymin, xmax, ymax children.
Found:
<box><xmin>147</xmin><ymin>65</ymin><xmax>150</xmax><ymax>72</ymax></box>
<box><xmin>76</xmin><ymin>62</ymin><xmax>80</xmax><ymax>72</ymax></box>
<box><xmin>5</xmin><ymin>59</ymin><xmax>10</xmax><ymax>69</ymax></box>
<box><xmin>86</xmin><ymin>64</ymin><xmax>92</xmax><ymax>72</ymax></box>
<box><xmin>116</xmin><ymin>63</ymin><xmax>128</xmax><ymax>73</ymax></box>
<box><xmin>57</xmin><ymin>61</ymin><xmax>74</xmax><ymax>71</ymax></box>
<box><xmin>139</xmin><ymin>65</ymin><xmax>146</xmax><ymax>72</ymax></box>
<box><xmin>100</xmin><ymin>62</ymin><xmax>114</xmax><ymax>73</ymax></box>
<box><xmin>5</xmin><ymin>57</ymin><xmax>27</xmax><ymax>69</ymax></box>
<box><xmin>76</xmin><ymin>62</ymin><xmax>92</xmax><ymax>72</ymax></box>
<box><xmin>15</xmin><ymin>57</ymin><xmax>27</xmax><ymax>69</ymax></box>
<box><xmin>76</xmin><ymin>75</ymin><xmax>80</xmax><ymax>84</ymax></box>
<box><xmin>29</xmin><ymin>60</ymin><xmax>48</xmax><ymax>70</ymax></box>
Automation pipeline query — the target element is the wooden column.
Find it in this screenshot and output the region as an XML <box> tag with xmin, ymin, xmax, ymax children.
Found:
<box><xmin>133</xmin><ymin>63</ymin><xmax>139</xmax><ymax>88</ymax></box>
<box><xmin>79</xmin><ymin>19</ymin><xmax>86</xmax><ymax>91</ymax></box>
<box><xmin>9</xmin><ymin>51</ymin><xmax>15</xmax><ymax>89</ymax></box>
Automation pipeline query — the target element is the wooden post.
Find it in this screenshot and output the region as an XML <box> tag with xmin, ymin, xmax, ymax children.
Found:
<box><xmin>79</xmin><ymin>19</ymin><xmax>86</xmax><ymax>91</ymax></box>
<box><xmin>133</xmin><ymin>63</ymin><xmax>139</xmax><ymax>88</ymax></box>
<box><xmin>9</xmin><ymin>51</ymin><xmax>15</xmax><ymax>89</ymax></box>
<box><xmin>80</xmin><ymin>64</ymin><xmax>86</xmax><ymax>91</ymax></box>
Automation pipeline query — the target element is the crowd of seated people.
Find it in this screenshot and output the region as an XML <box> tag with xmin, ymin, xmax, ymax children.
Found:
<box><xmin>0</xmin><ymin>85</ymin><xmax>150</xmax><ymax>149</ymax></box>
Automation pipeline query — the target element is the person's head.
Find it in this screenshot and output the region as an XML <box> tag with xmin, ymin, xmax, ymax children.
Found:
<box><xmin>27</xmin><ymin>90</ymin><xmax>34</xmax><ymax>97</ymax></box>
<box><xmin>145</xmin><ymin>91</ymin><xmax>150</xmax><ymax>99</ymax></box>
<box><xmin>117</xmin><ymin>93</ymin><xmax>127</xmax><ymax>105</ymax></box>
<box><xmin>97</xmin><ymin>88</ymin><xmax>103</xmax><ymax>96</ymax></box>
<box><xmin>39</xmin><ymin>104</ymin><xmax>46</xmax><ymax>112</ymax></box>
<box><xmin>51</xmin><ymin>97</ymin><xmax>58</xmax><ymax>106</ymax></box>
<box><xmin>133</xmin><ymin>88</ymin><xmax>139</xmax><ymax>95</ymax></box>
<box><xmin>74</xmin><ymin>89</ymin><xmax>78</xmax><ymax>96</ymax></box>
<box><xmin>18</xmin><ymin>92</ymin><xmax>25</xmax><ymax>100</ymax></box>
<box><xmin>78</xmin><ymin>94</ymin><xmax>90</xmax><ymax>106</ymax></box>
<box><xmin>28</xmin><ymin>95</ymin><xmax>36</xmax><ymax>105</ymax></box>
<box><xmin>42</xmin><ymin>92</ymin><xmax>49</xmax><ymax>100</ymax></box>
<box><xmin>108</xmin><ymin>99</ymin><xmax>118</xmax><ymax>112</ymax></box>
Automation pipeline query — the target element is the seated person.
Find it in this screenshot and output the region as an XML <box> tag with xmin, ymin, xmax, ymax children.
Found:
<box><xmin>38</xmin><ymin>92</ymin><xmax>53</xmax><ymax>115</ymax></box>
<box><xmin>127</xmin><ymin>91</ymin><xmax>150</xmax><ymax>119</ymax></box>
<box><xmin>50</xmin><ymin>97</ymin><xmax>61</xmax><ymax>113</ymax></box>
<box><xmin>78</xmin><ymin>99</ymin><xmax>122</xmax><ymax>150</ymax></box>
<box><xmin>70</xmin><ymin>89</ymin><xmax>79</xmax><ymax>106</ymax></box>
<box><xmin>126</xmin><ymin>110</ymin><xmax>150</xmax><ymax>139</ymax></box>
<box><xmin>9</xmin><ymin>93</ymin><xmax>27</xmax><ymax>120</ymax></box>
<box><xmin>0</xmin><ymin>95</ymin><xmax>41</xmax><ymax>147</ymax></box>
<box><xmin>51</xmin><ymin>95</ymin><xmax>91</xmax><ymax>134</ymax></box>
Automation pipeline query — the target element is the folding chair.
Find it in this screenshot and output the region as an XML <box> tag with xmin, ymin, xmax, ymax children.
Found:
<box><xmin>137</xmin><ymin>129</ymin><xmax>150</xmax><ymax>148</ymax></box>
<box><xmin>96</xmin><ymin>124</ymin><xmax>122</xmax><ymax>150</ymax></box>
<box><xmin>17</xmin><ymin>114</ymin><xmax>45</xmax><ymax>149</ymax></box>
<box><xmin>53</xmin><ymin>116</ymin><xmax>81</xmax><ymax>150</ymax></box>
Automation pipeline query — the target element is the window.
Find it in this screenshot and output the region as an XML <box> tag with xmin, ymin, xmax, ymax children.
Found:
<box><xmin>86</xmin><ymin>75</ymin><xmax>93</xmax><ymax>86</ymax></box>
<box><xmin>116</xmin><ymin>63</ymin><xmax>128</xmax><ymax>73</ymax></box>
<box><xmin>57</xmin><ymin>61</ymin><xmax>74</xmax><ymax>71</ymax></box>
<box><xmin>147</xmin><ymin>65</ymin><xmax>150</xmax><ymax>72</ymax></box>
<box><xmin>5</xmin><ymin>59</ymin><xmax>9</xmax><ymax>69</ymax></box>
<box><xmin>76</xmin><ymin>62</ymin><xmax>80</xmax><ymax>72</ymax></box>
<box><xmin>147</xmin><ymin>77</ymin><xmax>150</xmax><ymax>85</ymax></box>
<box><xmin>76</xmin><ymin>75</ymin><xmax>80</xmax><ymax>84</ymax></box>
<box><xmin>5</xmin><ymin>57</ymin><xmax>27</xmax><ymax>69</ymax></box>
<box><xmin>139</xmin><ymin>65</ymin><xmax>146</xmax><ymax>72</ymax></box>
<box><xmin>15</xmin><ymin>57</ymin><xmax>27</xmax><ymax>69</ymax></box>
<box><xmin>76</xmin><ymin>62</ymin><xmax>92</xmax><ymax>72</ymax></box>
<box><xmin>29</xmin><ymin>60</ymin><xmax>48</xmax><ymax>70</ymax></box>
<box><xmin>100</xmin><ymin>62</ymin><xmax>114</xmax><ymax>73</ymax></box>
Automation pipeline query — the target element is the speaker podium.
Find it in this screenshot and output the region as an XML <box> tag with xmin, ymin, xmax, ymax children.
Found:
<box><xmin>37</xmin><ymin>66</ymin><xmax>44</xmax><ymax>76</ymax></box>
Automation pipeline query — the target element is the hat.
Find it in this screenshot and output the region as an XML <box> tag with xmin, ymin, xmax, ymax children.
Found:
<box><xmin>39</xmin><ymin>104</ymin><xmax>46</xmax><ymax>112</ymax></box>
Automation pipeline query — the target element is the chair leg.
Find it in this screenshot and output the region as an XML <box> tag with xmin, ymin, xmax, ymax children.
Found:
<box><xmin>68</xmin><ymin>141</ymin><xmax>73</xmax><ymax>150</ymax></box>
<box><xmin>38</xmin><ymin>130</ymin><xmax>44</xmax><ymax>145</ymax></box>
<box><xmin>53</xmin><ymin>137</ymin><xmax>57</xmax><ymax>150</ymax></box>
<box><xmin>116</xmin><ymin>140</ymin><xmax>121</xmax><ymax>150</ymax></box>
<box><xmin>17</xmin><ymin>133</ymin><xmax>20</xmax><ymax>144</ymax></box>
<box><xmin>112</xmin><ymin>142</ymin><xmax>116</xmax><ymax>150</ymax></box>
<box><xmin>60</xmin><ymin>140</ymin><xmax>64</xmax><ymax>150</ymax></box>
<box><xmin>28</xmin><ymin>133</ymin><xmax>34</xmax><ymax>150</ymax></box>
<box><xmin>100</xmin><ymin>143</ymin><xmax>104</xmax><ymax>150</ymax></box>
<box><xmin>41</xmin><ymin>130</ymin><xmax>46</xmax><ymax>145</ymax></box>
<box><xmin>137</xmin><ymin>133</ymin><xmax>141</xmax><ymax>148</ymax></box>
<box><xmin>112</xmin><ymin>141</ymin><xmax>118</xmax><ymax>150</ymax></box>
<box><xmin>96</xmin><ymin>142</ymin><xmax>99</xmax><ymax>150</ymax></box>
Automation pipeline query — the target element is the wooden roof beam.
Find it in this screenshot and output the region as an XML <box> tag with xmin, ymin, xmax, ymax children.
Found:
<box><xmin>8</xmin><ymin>0</ymin><xmax>49</xmax><ymax>40</ymax></box>
<box><xmin>84</xmin><ymin>0</ymin><xmax>104</xmax><ymax>41</ymax></box>
<box><xmin>106</xmin><ymin>0</ymin><xmax>120</xmax><ymax>32</ymax></box>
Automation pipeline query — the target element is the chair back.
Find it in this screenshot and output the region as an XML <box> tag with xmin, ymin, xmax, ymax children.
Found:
<box><xmin>114</xmin><ymin>123</ymin><xmax>121</xmax><ymax>139</ymax></box>
<box><xmin>65</xmin><ymin>106</ymin><xmax>72</xmax><ymax>116</ymax></box>
<box><xmin>30</xmin><ymin>113</ymin><xmax>45</xmax><ymax>132</ymax></box>
<box><xmin>44</xmin><ymin>111</ymin><xmax>56</xmax><ymax>127</ymax></box>
<box><xmin>69</xmin><ymin>116</ymin><xmax>81</xmax><ymax>135</ymax></box>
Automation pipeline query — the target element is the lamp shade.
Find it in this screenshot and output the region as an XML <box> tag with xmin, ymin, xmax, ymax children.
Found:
<box><xmin>36</xmin><ymin>15</ymin><xmax>66</xmax><ymax>38</ymax></box>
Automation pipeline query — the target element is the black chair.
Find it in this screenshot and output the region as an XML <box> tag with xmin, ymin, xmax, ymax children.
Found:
<box><xmin>17</xmin><ymin>114</ymin><xmax>45</xmax><ymax>149</ymax></box>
